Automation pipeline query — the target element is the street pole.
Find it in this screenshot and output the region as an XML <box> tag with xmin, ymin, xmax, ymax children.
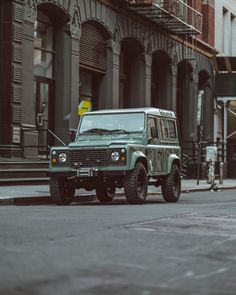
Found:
<box><xmin>196</xmin><ymin>125</ymin><xmax>203</xmax><ymax>185</ymax></box>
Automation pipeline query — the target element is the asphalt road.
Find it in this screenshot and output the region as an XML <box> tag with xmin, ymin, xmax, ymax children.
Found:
<box><xmin>0</xmin><ymin>190</ymin><xmax>236</xmax><ymax>295</ymax></box>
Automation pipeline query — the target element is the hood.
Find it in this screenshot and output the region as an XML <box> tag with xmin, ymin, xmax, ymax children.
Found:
<box><xmin>69</xmin><ymin>133</ymin><xmax>144</xmax><ymax>148</ymax></box>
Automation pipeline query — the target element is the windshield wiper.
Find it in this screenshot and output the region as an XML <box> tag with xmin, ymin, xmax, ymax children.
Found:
<box><xmin>109</xmin><ymin>129</ymin><xmax>130</xmax><ymax>134</ymax></box>
<box><xmin>82</xmin><ymin>128</ymin><xmax>131</xmax><ymax>135</ymax></box>
<box><xmin>82</xmin><ymin>128</ymin><xmax>111</xmax><ymax>134</ymax></box>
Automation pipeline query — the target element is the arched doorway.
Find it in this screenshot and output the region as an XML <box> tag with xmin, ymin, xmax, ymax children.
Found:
<box><xmin>79</xmin><ymin>21</ymin><xmax>111</xmax><ymax>112</ymax></box>
<box><xmin>34</xmin><ymin>4</ymin><xmax>70</xmax><ymax>153</ymax></box>
<box><xmin>151</xmin><ymin>50</ymin><xmax>172</xmax><ymax>109</ymax></box>
<box><xmin>34</xmin><ymin>9</ymin><xmax>55</xmax><ymax>154</ymax></box>
<box><xmin>119</xmin><ymin>38</ymin><xmax>145</xmax><ymax>108</ymax></box>
<box><xmin>177</xmin><ymin>60</ymin><xmax>195</xmax><ymax>144</ymax></box>
<box><xmin>198</xmin><ymin>70</ymin><xmax>212</xmax><ymax>141</ymax></box>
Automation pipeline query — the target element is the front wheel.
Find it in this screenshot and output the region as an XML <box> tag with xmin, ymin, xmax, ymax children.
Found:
<box><xmin>124</xmin><ymin>162</ymin><xmax>148</xmax><ymax>204</ymax></box>
<box><xmin>49</xmin><ymin>177</ymin><xmax>75</xmax><ymax>205</ymax></box>
<box><xmin>96</xmin><ymin>183</ymin><xmax>116</xmax><ymax>203</ymax></box>
<box><xmin>161</xmin><ymin>164</ymin><xmax>181</xmax><ymax>203</ymax></box>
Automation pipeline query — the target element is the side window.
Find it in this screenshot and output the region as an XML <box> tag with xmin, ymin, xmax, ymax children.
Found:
<box><xmin>160</xmin><ymin>119</ymin><xmax>177</xmax><ymax>140</ymax></box>
<box><xmin>167</xmin><ymin>120</ymin><xmax>177</xmax><ymax>139</ymax></box>
<box><xmin>148</xmin><ymin>117</ymin><xmax>157</xmax><ymax>140</ymax></box>
<box><xmin>160</xmin><ymin>119</ymin><xmax>167</xmax><ymax>139</ymax></box>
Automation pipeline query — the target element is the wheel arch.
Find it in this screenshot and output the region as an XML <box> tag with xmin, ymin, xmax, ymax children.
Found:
<box><xmin>167</xmin><ymin>155</ymin><xmax>181</xmax><ymax>174</ymax></box>
<box><xmin>130</xmin><ymin>151</ymin><xmax>148</xmax><ymax>171</ymax></box>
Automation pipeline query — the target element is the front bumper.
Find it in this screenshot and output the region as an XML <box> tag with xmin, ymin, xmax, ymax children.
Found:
<box><xmin>48</xmin><ymin>168</ymin><xmax>127</xmax><ymax>178</ymax></box>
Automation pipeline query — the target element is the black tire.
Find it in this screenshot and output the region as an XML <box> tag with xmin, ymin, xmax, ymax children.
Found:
<box><xmin>124</xmin><ymin>162</ymin><xmax>148</xmax><ymax>204</ymax></box>
<box><xmin>96</xmin><ymin>183</ymin><xmax>116</xmax><ymax>203</ymax></box>
<box><xmin>49</xmin><ymin>177</ymin><xmax>75</xmax><ymax>205</ymax></box>
<box><xmin>161</xmin><ymin>164</ymin><xmax>181</xmax><ymax>203</ymax></box>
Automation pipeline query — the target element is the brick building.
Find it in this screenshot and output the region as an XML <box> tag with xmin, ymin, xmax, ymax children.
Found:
<box><xmin>0</xmin><ymin>0</ymin><xmax>217</xmax><ymax>177</ymax></box>
<box><xmin>213</xmin><ymin>0</ymin><xmax>236</xmax><ymax>177</ymax></box>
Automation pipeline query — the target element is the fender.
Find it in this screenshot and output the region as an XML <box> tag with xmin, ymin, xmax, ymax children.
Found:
<box><xmin>167</xmin><ymin>154</ymin><xmax>181</xmax><ymax>174</ymax></box>
<box><xmin>130</xmin><ymin>150</ymin><xmax>148</xmax><ymax>170</ymax></box>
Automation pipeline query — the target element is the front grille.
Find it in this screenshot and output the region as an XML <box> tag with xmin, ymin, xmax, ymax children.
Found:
<box><xmin>69</xmin><ymin>149</ymin><xmax>109</xmax><ymax>167</ymax></box>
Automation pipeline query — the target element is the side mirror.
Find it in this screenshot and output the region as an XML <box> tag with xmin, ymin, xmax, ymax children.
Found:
<box><xmin>70</xmin><ymin>129</ymin><xmax>77</xmax><ymax>142</ymax></box>
<box><xmin>151</xmin><ymin>127</ymin><xmax>158</xmax><ymax>138</ymax></box>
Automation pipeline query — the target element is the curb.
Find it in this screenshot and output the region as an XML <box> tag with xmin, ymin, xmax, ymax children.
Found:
<box><xmin>181</xmin><ymin>185</ymin><xmax>236</xmax><ymax>193</ymax></box>
<box><xmin>0</xmin><ymin>195</ymin><xmax>98</xmax><ymax>206</ymax></box>
<box><xmin>1</xmin><ymin>186</ymin><xmax>236</xmax><ymax>206</ymax></box>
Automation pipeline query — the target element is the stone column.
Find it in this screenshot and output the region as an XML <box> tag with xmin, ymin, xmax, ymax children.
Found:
<box><xmin>99</xmin><ymin>39</ymin><xmax>120</xmax><ymax>110</ymax></box>
<box><xmin>22</xmin><ymin>0</ymin><xmax>37</xmax><ymax>157</ymax></box>
<box><xmin>69</xmin><ymin>36</ymin><xmax>80</xmax><ymax>130</ymax></box>
<box><xmin>0</xmin><ymin>1</ymin><xmax>24</xmax><ymax>157</ymax></box>
<box><xmin>145</xmin><ymin>53</ymin><xmax>152</xmax><ymax>107</ymax></box>
<box><xmin>191</xmin><ymin>66</ymin><xmax>199</xmax><ymax>142</ymax></box>
<box><xmin>181</xmin><ymin>69</ymin><xmax>198</xmax><ymax>143</ymax></box>
<box><xmin>171</xmin><ymin>63</ymin><xmax>178</xmax><ymax>112</ymax></box>
<box><xmin>69</xmin><ymin>7</ymin><xmax>81</xmax><ymax>130</ymax></box>
<box><xmin>110</xmin><ymin>41</ymin><xmax>121</xmax><ymax>109</ymax></box>
<box><xmin>202</xmin><ymin>80</ymin><xmax>214</xmax><ymax>142</ymax></box>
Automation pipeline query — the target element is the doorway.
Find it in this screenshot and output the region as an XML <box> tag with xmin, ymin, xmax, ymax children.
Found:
<box><xmin>119</xmin><ymin>38</ymin><xmax>145</xmax><ymax>108</ymax></box>
<box><xmin>79</xmin><ymin>21</ymin><xmax>110</xmax><ymax>112</ymax></box>
<box><xmin>151</xmin><ymin>50</ymin><xmax>172</xmax><ymax>109</ymax></box>
<box><xmin>79</xmin><ymin>70</ymin><xmax>102</xmax><ymax>112</ymax></box>
<box><xmin>34</xmin><ymin>76</ymin><xmax>55</xmax><ymax>155</ymax></box>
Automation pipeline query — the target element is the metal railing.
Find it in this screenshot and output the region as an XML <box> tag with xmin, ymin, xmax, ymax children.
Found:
<box><xmin>126</xmin><ymin>0</ymin><xmax>202</xmax><ymax>35</ymax></box>
<box><xmin>181</xmin><ymin>140</ymin><xmax>236</xmax><ymax>179</ymax></box>
<box><xmin>182</xmin><ymin>141</ymin><xmax>227</xmax><ymax>164</ymax></box>
<box><xmin>21</xmin><ymin>128</ymin><xmax>67</xmax><ymax>158</ymax></box>
<box><xmin>47</xmin><ymin>129</ymin><xmax>66</xmax><ymax>146</ymax></box>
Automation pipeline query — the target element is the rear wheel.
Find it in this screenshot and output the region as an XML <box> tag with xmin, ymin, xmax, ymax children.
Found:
<box><xmin>49</xmin><ymin>177</ymin><xmax>75</xmax><ymax>205</ymax></box>
<box><xmin>124</xmin><ymin>162</ymin><xmax>148</xmax><ymax>204</ymax></box>
<box><xmin>161</xmin><ymin>164</ymin><xmax>181</xmax><ymax>203</ymax></box>
<box><xmin>96</xmin><ymin>183</ymin><xmax>116</xmax><ymax>203</ymax></box>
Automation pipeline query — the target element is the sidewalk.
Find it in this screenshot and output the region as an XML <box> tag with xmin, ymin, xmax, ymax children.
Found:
<box><xmin>0</xmin><ymin>178</ymin><xmax>236</xmax><ymax>205</ymax></box>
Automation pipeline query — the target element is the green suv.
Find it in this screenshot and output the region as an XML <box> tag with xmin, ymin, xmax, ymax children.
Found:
<box><xmin>49</xmin><ymin>108</ymin><xmax>181</xmax><ymax>205</ymax></box>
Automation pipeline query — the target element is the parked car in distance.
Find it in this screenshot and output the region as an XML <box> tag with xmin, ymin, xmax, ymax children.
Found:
<box><xmin>49</xmin><ymin>107</ymin><xmax>181</xmax><ymax>205</ymax></box>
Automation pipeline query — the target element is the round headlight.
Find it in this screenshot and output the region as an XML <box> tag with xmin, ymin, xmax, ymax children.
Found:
<box><xmin>111</xmin><ymin>151</ymin><xmax>120</xmax><ymax>162</ymax></box>
<box><xmin>58</xmin><ymin>153</ymin><xmax>67</xmax><ymax>163</ymax></box>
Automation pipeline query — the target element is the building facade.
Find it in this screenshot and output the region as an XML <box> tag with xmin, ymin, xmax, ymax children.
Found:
<box><xmin>213</xmin><ymin>0</ymin><xmax>236</xmax><ymax>177</ymax></box>
<box><xmin>0</xmin><ymin>0</ymin><xmax>216</xmax><ymax>164</ymax></box>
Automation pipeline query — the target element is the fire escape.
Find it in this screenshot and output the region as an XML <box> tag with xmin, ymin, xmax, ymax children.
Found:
<box><xmin>125</xmin><ymin>0</ymin><xmax>202</xmax><ymax>36</ymax></box>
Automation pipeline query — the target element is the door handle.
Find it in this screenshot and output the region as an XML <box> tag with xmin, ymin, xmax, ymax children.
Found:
<box><xmin>37</xmin><ymin>113</ymin><xmax>44</xmax><ymax>126</ymax></box>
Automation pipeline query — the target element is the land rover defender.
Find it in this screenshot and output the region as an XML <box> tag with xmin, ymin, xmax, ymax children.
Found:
<box><xmin>49</xmin><ymin>107</ymin><xmax>181</xmax><ymax>204</ymax></box>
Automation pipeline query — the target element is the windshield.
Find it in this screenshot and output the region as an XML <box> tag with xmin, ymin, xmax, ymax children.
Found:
<box><xmin>78</xmin><ymin>112</ymin><xmax>145</xmax><ymax>134</ymax></box>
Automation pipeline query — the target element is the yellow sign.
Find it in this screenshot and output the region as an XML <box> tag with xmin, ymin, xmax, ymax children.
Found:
<box><xmin>78</xmin><ymin>100</ymin><xmax>92</xmax><ymax>115</ymax></box>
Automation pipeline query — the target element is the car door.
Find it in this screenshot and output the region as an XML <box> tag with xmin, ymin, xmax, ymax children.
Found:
<box><xmin>147</xmin><ymin>116</ymin><xmax>165</xmax><ymax>176</ymax></box>
<box><xmin>156</xmin><ymin>117</ymin><xmax>167</xmax><ymax>174</ymax></box>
